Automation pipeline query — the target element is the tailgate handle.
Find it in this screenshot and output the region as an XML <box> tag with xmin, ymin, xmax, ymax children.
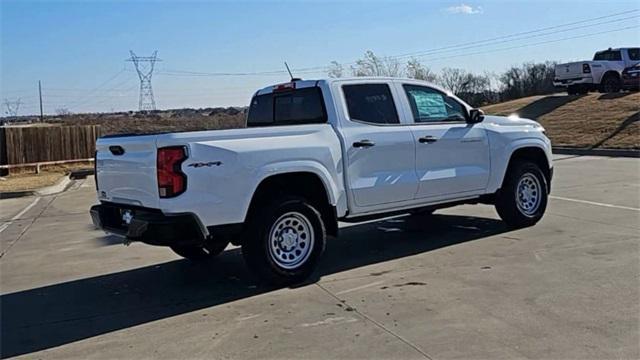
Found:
<box><xmin>109</xmin><ymin>146</ymin><xmax>125</xmax><ymax>156</ymax></box>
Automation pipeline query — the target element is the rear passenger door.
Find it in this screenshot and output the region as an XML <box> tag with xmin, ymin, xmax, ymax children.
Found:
<box><xmin>336</xmin><ymin>82</ymin><xmax>419</xmax><ymax>210</ymax></box>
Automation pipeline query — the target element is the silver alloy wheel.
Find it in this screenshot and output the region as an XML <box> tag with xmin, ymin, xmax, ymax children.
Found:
<box><xmin>515</xmin><ymin>172</ymin><xmax>542</xmax><ymax>217</ymax></box>
<box><xmin>268</xmin><ymin>211</ymin><xmax>315</xmax><ymax>270</ymax></box>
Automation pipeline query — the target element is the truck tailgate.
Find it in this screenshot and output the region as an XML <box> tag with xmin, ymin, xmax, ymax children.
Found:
<box><xmin>555</xmin><ymin>61</ymin><xmax>585</xmax><ymax>80</ymax></box>
<box><xmin>95</xmin><ymin>134</ymin><xmax>159</xmax><ymax>208</ymax></box>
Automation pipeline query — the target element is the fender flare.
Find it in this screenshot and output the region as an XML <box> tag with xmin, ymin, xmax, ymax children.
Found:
<box><xmin>240</xmin><ymin>160</ymin><xmax>343</xmax><ymax>219</ymax></box>
<box><xmin>490</xmin><ymin>138</ymin><xmax>552</xmax><ymax>193</ymax></box>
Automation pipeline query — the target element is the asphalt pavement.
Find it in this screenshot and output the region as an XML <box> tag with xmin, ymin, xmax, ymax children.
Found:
<box><xmin>1</xmin><ymin>155</ymin><xmax>638</xmax><ymax>359</ymax></box>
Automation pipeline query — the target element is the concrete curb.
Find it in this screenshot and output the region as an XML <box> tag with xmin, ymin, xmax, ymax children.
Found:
<box><xmin>0</xmin><ymin>175</ymin><xmax>75</xmax><ymax>199</ymax></box>
<box><xmin>553</xmin><ymin>147</ymin><xmax>640</xmax><ymax>158</ymax></box>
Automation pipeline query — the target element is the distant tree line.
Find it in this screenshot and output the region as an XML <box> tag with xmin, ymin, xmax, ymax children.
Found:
<box><xmin>327</xmin><ymin>51</ymin><xmax>557</xmax><ymax>106</ymax></box>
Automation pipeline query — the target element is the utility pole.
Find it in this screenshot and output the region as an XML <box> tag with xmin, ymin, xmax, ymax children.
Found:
<box><xmin>127</xmin><ymin>51</ymin><xmax>161</xmax><ymax>111</ymax></box>
<box><xmin>38</xmin><ymin>80</ymin><xmax>44</xmax><ymax>122</ymax></box>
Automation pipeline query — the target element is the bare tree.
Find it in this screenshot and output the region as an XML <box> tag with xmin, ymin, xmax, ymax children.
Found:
<box><xmin>406</xmin><ymin>58</ymin><xmax>438</xmax><ymax>83</ymax></box>
<box><xmin>350</xmin><ymin>50</ymin><xmax>403</xmax><ymax>77</ymax></box>
<box><xmin>55</xmin><ymin>107</ymin><xmax>72</xmax><ymax>116</ymax></box>
<box><xmin>499</xmin><ymin>62</ymin><xmax>557</xmax><ymax>100</ymax></box>
<box><xmin>328</xmin><ymin>61</ymin><xmax>344</xmax><ymax>78</ymax></box>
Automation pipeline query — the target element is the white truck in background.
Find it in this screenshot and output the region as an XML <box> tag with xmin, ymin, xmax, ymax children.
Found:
<box><xmin>91</xmin><ymin>78</ymin><xmax>553</xmax><ymax>285</ymax></box>
<box><xmin>553</xmin><ymin>47</ymin><xmax>640</xmax><ymax>94</ymax></box>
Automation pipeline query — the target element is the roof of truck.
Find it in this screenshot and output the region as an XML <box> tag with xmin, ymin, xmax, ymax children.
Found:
<box><xmin>255</xmin><ymin>77</ymin><xmax>446</xmax><ymax>96</ymax></box>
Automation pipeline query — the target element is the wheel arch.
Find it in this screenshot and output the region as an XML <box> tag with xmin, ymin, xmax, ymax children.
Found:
<box><xmin>245</xmin><ymin>169</ymin><xmax>339</xmax><ymax>237</ymax></box>
<box><xmin>598</xmin><ymin>70</ymin><xmax>621</xmax><ymax>85</ymax></box>
<box><xmin>501</xmin><ymin>145</ymin><xmax>552</xmax><ymax>193</ymax></box>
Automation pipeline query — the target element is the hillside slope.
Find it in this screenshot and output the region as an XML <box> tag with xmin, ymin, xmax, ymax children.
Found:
<box><xmin>482</xmin><ymin>92</ymin><xmax>639</xmax><ymax>149</ymax></box>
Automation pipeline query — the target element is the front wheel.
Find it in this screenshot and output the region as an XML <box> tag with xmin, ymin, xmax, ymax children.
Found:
<box><xmin>495</xmin><ymin>161</ymin><xmax>548</xmax><ymax>228</ymax></box>
<box><xmin>242</xmin><ymin>197</ymin><xmax>326</xmax><ymax>285</ymax></box>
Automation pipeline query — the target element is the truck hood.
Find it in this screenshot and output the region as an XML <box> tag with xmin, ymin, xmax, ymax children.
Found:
<box><xmin>483</xmin><ymin>115</ymin><xmax>542</xmax><ymax>128</ymax></box>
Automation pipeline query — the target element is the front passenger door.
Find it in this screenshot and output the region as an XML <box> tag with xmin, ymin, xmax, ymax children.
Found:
<box><xmin>400</xmin><ymin>84</ymin><xmax>490</xmax><ymax>200</ymax></box>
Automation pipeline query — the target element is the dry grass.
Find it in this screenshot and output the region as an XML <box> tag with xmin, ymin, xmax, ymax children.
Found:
<box><xmin>0</xmin><ymin>171</ymin><xmax>66</xmax><ymax>192</ymax></box>
<box><xmin>482</xmin><ymin>92</ymin><xmax>640</xmax><ymax>149</ymax></box>
<box><xmin>48</xmin><ymin>110</ymin><xmax>246</xmax><ymax>136</ymax></box>
<box><xmin>1</xmin><ymin>161</ymin><xmax>93</xmax><ymax>193</ymax></box>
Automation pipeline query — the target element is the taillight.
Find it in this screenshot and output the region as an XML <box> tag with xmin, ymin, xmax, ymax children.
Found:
<box><xmin>273</xmin><ymin>82</ymin><xmax>296</xmax><ymax>92</ymax></box>
<box><xmin>157</xmin><ymin>146</ymin><xmax>187</xmax><ymax>198</ymax></box>
<box><xmin>583</xmin><ymin>63</ymin><xmax>591</xmax><ymax>73</ymax></box>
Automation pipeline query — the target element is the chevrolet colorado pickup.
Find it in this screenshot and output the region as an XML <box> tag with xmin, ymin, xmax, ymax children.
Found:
<box><xmin>91</xmin><ymin>77</ymin><xmax>553</xmax><ymax>284</ymax></box>
<box><xmin>553</xmin><ymin>47</ymin><xmax>640</xmax><ymax>94</ymax></box>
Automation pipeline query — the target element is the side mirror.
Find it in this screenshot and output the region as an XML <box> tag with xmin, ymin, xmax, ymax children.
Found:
<box><xmin>468</xmin><ymin>108</ymin><xmax>485</xmax><ymax>123</ymax></box>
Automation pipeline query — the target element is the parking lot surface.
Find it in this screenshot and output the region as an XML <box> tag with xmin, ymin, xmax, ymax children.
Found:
<box><xmin>1</xmin><ymin>155</ymin><xmax>638</xmax><ymax>359</ymax></box>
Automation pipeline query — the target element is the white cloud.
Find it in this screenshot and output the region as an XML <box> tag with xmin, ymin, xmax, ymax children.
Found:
<box><xmin>445</xmin><ymin>4</ymin><xmax>483</xmax><ymax>15</ymax></box>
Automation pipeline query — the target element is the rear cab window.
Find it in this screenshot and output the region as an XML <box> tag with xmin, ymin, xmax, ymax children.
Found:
<box><xmin>342</xmin><ymin>84</ymin><xmax>399</xmax><ymax>125</ymax></box>
<box><xmin>247</xmin><ymin>86</ymin><xmax>326</xmax><ymax>127</ymax></box>
<box><xmin>593</xmin><ymin>50</ymin><xmax>622</xmax><ymax>61</ymax></box>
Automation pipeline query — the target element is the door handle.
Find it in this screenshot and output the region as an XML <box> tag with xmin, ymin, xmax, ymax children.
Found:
<box><xmin>418</xmin><ymin>136</ymin><xmax>437</xmax><ymax>144</ymax></box>
<box><xmin>353</xmin><ymin>139</ymin><xmax>375</xmax><ymax>148</ymax></box>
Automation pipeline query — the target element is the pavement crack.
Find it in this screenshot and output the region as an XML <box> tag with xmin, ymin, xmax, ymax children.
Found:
<box><xmin>315</xmin><ymin>282</ymin><xmax>434</xmax><ymax>360</ymax></box>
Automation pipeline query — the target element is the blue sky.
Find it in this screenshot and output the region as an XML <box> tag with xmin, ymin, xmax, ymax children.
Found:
<box><xmin>1</xmin><ymin>0</ymin><xmax>639</xmax><ymax>115</ymax></box>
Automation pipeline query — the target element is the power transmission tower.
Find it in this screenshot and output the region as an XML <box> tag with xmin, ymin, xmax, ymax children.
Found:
<box><xmin>127</xmin><ymin>51</ymin><xmax>161</xmax><ymax>111</ymax></box>
<box><xmin>3</xmin><ymin>98</ymin><xmax>22</xmax><ymax>118</ymax></box>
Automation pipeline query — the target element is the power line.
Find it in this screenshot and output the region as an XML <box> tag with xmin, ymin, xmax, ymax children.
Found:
<box><xmin>387</xmin><ymin>15</ymin><xmax>639</xmax><ymax>61</ymax></box>
<box><xmin>64</xmin><ymin>68</ymin><xmax>127</xmax><ymax>108</ymax></box>
<box><xmin>154</xmin><ymin>8</ymin><xmax>640</xmax><ymax>77</ymax></box>
<box><xmin>412</xmin><ymin>25</ymin><xmax>638</xmax><ymax>64</ymax></box>
<box><xmin>67</xmin><ymin>76</ymin><xmax>137</xmax><ymax>111</ymax></box>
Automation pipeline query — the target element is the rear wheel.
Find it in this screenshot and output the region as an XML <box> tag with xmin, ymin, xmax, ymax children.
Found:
<box><xmin>576</xmin><ymin>85</ymin><xmax>589</xmax><ymax>95</ymax></box>
<box><xmin>242</xmin><ymin>197</ymin><xmax>326</xmax><ymax>285</ymax></box>
<box><xmin>171</xmin><ymin>240</ymin><xmax>229</xmax><ymax>260</ymax></box>
<box><xmin>600</xmin><ymin>74</ymin><xmax>622</xmax><ymax>93</ymax></box>
<box><xmin>495</xmin><ymin>161</ymin><xmax>548</xmax><ymax>228</ymax></box>
<box><xmin>566</xmin><ymin>85</ymin><xmax>578</xmax><ymax>95</ymax></box>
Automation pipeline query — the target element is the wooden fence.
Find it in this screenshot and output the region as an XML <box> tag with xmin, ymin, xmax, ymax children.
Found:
<box><xmin>0</xmin><ymin>125</ymin><xmax>101</xmax><ymax>166</ymax></box>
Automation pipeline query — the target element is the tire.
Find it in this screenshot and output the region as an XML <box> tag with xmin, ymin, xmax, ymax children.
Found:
<box><xmin>577</xmin><ymin>85</ymin><xmax>589</xmax><ymax>95</ymax></box>
<box><xmin>171</xmin><ymin>240</ymin><xmax>229</xmax><ymax>260</ymax></box>
<box><xmin>495</xmin><ymin>161</ymin><xmax>548</xmax><ymax>228</ymax></box>
<box><xmin>242</xmin><ymin>196</ymin><xmax>326</xmax><ymax>285</ymax></box>
<box><xmin>566</xmin><ymin>85</ymin><xmax>578</xmax><ymax>95</ymax></box>
<box><xmin>600</xmin><ymin>74</ymin><xmax>622</xmax><ymax>93</ymax></box>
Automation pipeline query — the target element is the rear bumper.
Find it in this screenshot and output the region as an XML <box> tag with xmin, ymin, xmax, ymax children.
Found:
<box><xmin>90</xmin><ymin>202</ymin><xmax>206</xmax><ymax>246</ymax></box>
<box><xmin>553</xmin><ymin>76</ymin><xmax>593</xmax><ymax>87</ymax></box>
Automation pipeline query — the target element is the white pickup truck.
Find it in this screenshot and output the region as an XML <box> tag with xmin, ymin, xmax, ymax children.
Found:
<box><xmin>91</xmin><ymin>78</ymin><xmax>553</xmax><ymax>284</ymax></box>
<box><xmin>553</xmin><ymin>47</ymin><xmax>640</xmax><ymax>94</ymax></box>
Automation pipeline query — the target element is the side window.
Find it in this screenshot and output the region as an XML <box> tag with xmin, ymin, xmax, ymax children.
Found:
<box><xmin>594</xmin><ymin>50</ymin><xmax>622</xmax><ymax>61</ymax></box>
<box><xmin>343</xmin><ymin>84</ymin><xmax>399</xmax><ymax>125</ymax></box>
<box><xmin>403</xmin><ymin>85</ymin><xmax>467</xmax><ymax>123</ymax></box>
<box><xmin>628</xmin><ymin>48</ymin><xmax>640</xmax><ymax>61</ymax></box>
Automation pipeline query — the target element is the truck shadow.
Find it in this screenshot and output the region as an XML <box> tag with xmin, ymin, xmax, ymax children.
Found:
<box><xmin>1</xmin><ymin>212</ymin><xmax>509</xmax><ymax>358</ymax></box>
<box><xmin>514</xmin><ymin>94</ymin><xmax>585</xmax><ymax>120</ymax></box>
